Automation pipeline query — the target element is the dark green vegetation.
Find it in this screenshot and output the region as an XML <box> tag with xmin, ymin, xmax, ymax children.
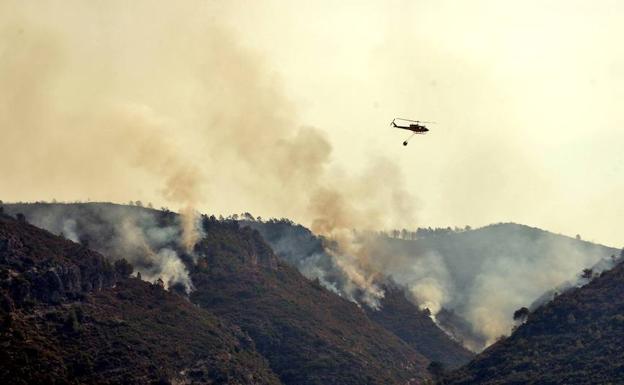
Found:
<box><xmin>0</xmin><ymin>212</ymin><xmax>281</xmax><ymax>385</ymax></box>
<box><xmin>7</xmin><ymin>202</ymin><xmax>621</xmax><ymax>385</ymax></box>
<box><xmin>366</xmin><ymin>285</ymin><xmax>474</xmax><ymax>370</ymax></box>
<box><xmin>1</xmin><ymin>203</ymin><xmax>434</xmax><ymax>384</ymax></box>
<box><xmin>246</xmin><ymin>218</ymin><xmax>474</xmax><ymax>369</ymax></box>
<box><xmin>444</xmin><ymin>255</ymin><xmax>624</xmax><ymax>384</ymax></box>
<box><xmin>193</xmin><ymin>216</ymin><xmax>429</xmax><ymax>385</ymax></box>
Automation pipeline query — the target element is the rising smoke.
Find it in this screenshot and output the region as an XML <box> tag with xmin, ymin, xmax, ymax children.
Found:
<box><xmin>249</xmin><ymin>220</ymin><xmax>617</xmax><ymax>351</ymax></box>
<box><xmin>5</xmin><ymin>203</ymin><xmax>195</xmax><ymax>293</ymax></box>
<box><xmin>0</xmin><ymin>1</ymin><xmax>416</xmax><ymax>305</ymax></box>
<box><xmin>334</xmin><ymin>225</ymin><xmax>617</xmax><ymax>350</ymax></box>
<box><xmin>4</xmin><ymin>1</ymin><xmax>614</xmax><ymax>353</ymax></box>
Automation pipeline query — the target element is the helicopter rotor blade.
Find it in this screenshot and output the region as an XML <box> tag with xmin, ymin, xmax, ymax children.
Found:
<box><xmin>395</xmin><ymin>118</ymin><xmax>436</xmax><ymax>124</ymax></box>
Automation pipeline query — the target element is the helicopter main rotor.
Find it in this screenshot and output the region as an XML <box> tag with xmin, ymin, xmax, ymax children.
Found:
<box><xmin>394</xmin><ymin>118</ymin><xmax>436</xmax><ymax>124</ymax></box>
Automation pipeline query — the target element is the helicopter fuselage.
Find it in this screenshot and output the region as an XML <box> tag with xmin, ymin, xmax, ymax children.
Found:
<box><xmin>393</xmin><ymin>122</ymin><xmax>429</xmax><ymax>133</ymax></box>
<box><xmin>391</xmin><ymin>118</ymin><xmax>431</xmax><ymax>146</ymax></box>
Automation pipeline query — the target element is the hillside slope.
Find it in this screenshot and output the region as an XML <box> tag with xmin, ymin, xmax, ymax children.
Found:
<box><xmin>3</xmin><ymin>203</ymin><xmax>432</xmax><ymax>384</ymax></box>
<box><xmin>245</xmin><ymin>219</ymin><xmax>618</xmax><ymax>352</ymax></box>
<box><xmin>190</xmin><ymin>216</ymin><xmax>430</xmax><ymax>385</ymax></box>
<box><xmin>366</xmin><ymin>285</ymin><xmax>474</xmax><ymax>370</ymax></box>
<box><xmin>0</xmin><ymin>212</ymin><xmax>281</xmax><ymax>385</ymax></box>
<box><xmin>245</xmin><ymin>219</ymin><xmax>474</xmax><ymax>368</ymax></box>
<box><xmin>366</xmin><ymin>223</ymin><xmax>619</xmax><ymax>350</ymax></box>
<box><xmin>444</xmin><ymin>256</ymin><xmax>624</xmax><ymax>384</ymax></box>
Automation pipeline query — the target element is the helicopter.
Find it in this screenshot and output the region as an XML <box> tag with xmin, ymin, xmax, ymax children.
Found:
<box><xmin>390</xmin><ymin>118</ymin><xmax>434</xmax><ymax>146</ymax></box>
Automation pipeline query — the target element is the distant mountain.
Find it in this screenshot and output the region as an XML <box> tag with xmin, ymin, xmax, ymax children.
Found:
<box><xmin>443</xmin><ymin>253</ymin><xmax>624</xmax><ymax>384</ymax></box>
<box><xmin>2</xmin><ymin>203</ymin><xmax>431</xmax><ymax>384</ymax></box>
<box><xmin>371</xmin><ymin>223</ymin><xmax>619</xmax><ymax>350</ymax></box>
<box><xmin>245</xmin><ymin>219</ymin><xmax>618</xmax><ymax>352</ymax></box>
<box><xmin>0</xmin><ymin>211</ymin><xmax>281</xmax><ymax>384</ymax></box>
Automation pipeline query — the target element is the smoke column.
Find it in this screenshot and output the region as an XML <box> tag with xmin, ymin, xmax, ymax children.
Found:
<box><xmin>0</xmin><ymin>1</ymin><xmax>414</xmax><ymax>302</ymax></box>
<box><xmin>2</xmin><ymin>1</ymin><xmax>618</xmax><ymax>352</ymax></box>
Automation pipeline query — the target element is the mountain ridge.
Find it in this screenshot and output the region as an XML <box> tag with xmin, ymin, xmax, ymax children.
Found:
<box><xmin>1</xmin><ymin>203</ymin><xmax>433</xmax><ymax>384</ymax></box>
<box><xmin>0</xmin><ymin>211</ymin><xmax>283</xmax><ymax>384</ymax></box>
<box><xmin>443</xmin><ymin>251</ymin><xmax>624</xmax><ymax>384</ymax></box>
<box><xmin>244</xmin><ymin>216</ymin><xmax>618</xmax><ymax>352</ymax></box>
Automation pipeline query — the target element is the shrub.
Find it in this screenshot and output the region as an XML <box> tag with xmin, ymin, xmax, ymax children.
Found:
<box><xmin>114</xmin><ymin>259</ymin><xmax>134</xmax><ymax>278</ymax></box>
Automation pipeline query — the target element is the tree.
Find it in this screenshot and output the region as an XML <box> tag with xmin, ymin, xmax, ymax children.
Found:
<box><xmin>64</xmin><ymin>307</ymin><xmax>81</xmax><ymax>333</ymax></box>
<box><xmin>581</xmin><ymin>268</ymin><xmax>593</xmax><ymax>279</ymax></box>
<box><xmin>576</xmin><ymin>234</ymin><xmax>582</xmax><ymax>240</ymax></box>
<box><xmin>513</xmin><ymin>307</ymin><xmax>530</xmax><ymax>322</ymax></box>
<box><xmin>114</xmin><ymin>259</ymin><xmax>134</xmax><ymax>278</ymax></box>
<box><xmin>427</xmin><ymin>361</ymin><xmax>446</xmax><ymax>380</ymax></box>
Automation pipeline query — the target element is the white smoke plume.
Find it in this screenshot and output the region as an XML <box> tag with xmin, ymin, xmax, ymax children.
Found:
<box><xmin>361</xmin><ymin>225</ymin><xmax>618</xmax><ymax>350</ymax></box>
<box><xmin>0</xmin><ymin>1</ymin><xmax>416</xmax><ymax>307</ymax></box>
<box><xmin>3</xmin><ymin>2</ymin><xmax>621</xmax><ymax>353</ymax></box>
<box><xmin>249</xmin><ymin>218</ymin><xmax>618</xmax><ymax>351</ymax></box>
<box><xmin>5</xmin><ymin>203</ymin><xmax>195</xmax><ymax>293</ymax></box>
<box><xmin>61</xmin><ymin>219</ymin><xmax>79</xmax><ymax>243</ymax></box>
<box><xmin>117</xmin><ymin>214</ymin><xmax>193</xmax><ymax>293</ymax></box>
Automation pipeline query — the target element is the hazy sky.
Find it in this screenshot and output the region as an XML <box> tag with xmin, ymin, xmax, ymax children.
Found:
<box><xmin>1</xmin><ymin>0</ymin><xmax>623</xmax><ymax>246</ymax></box>
<box><xmin>221</xmin><ymin>0</ymin><xmax>624</xmax><ymax>246</ymax></box>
